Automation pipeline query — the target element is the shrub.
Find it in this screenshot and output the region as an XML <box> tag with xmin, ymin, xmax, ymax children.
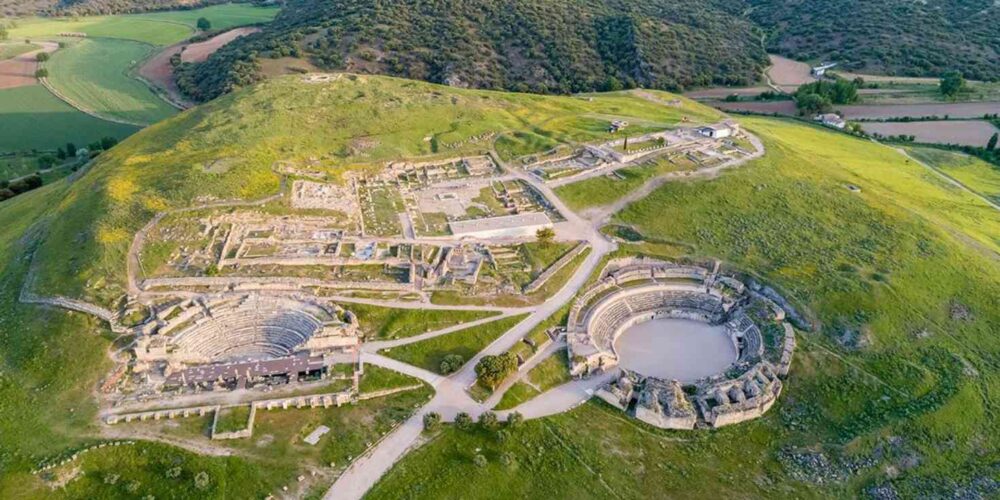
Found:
<box><xmin>473</xmin><ymin>454</ymin><xmax>487</xmax><ymax>468</ymax></box>
<box><xmin>506</xmin><ymin>411</ymin><xmax>524</xmax><ymax>428</ymax></box>
<box><xmin>478</xmin><ymin>411</ymin><xmax>499</xmax><ymax>430</ymax></box>
<box><xmin>423</xmin><ymin>412</ymin><xmax>441</xmax><ymax>431</ymax></box>
<box><xmin>439</xmin><ymin>354</ymin><xmax>464</xmax><ymax>374</ymax></box>
<box><xmin>454</xmin><ymin>412</ymin><xmax>473</xmax><ymax>430</ymax></box>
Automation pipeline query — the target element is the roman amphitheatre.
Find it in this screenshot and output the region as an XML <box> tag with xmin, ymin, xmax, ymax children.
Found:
<box><xmin>4</xmin><ymin>72</ymin><xmax>998</xmax><ymax>500</ymax></box>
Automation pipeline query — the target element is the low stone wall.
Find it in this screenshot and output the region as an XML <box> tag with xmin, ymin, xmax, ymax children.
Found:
<box><xmin>211</xmin><ymin>405</ymin><xmax>257</xmax><ymax>440</ymax></box>
<box><xmin>142</xmin><ymin>276</ymin><xmax>414</xmax><ymax>292</ymax></box>
<box><xmin>523</xmin><ymin>242</ymin><xmax>589</xmax><ymax>294</ymax></box>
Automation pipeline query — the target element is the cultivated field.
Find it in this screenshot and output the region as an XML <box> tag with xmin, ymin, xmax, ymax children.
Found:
<box><xmin>0</xmin><ymin>42</ymin><xmax>40</xmax><ymax>60</ymax></box>
<box><xmin>840</xmin><ymin>101</ymin><xmax>1000</xmax><ymax>119</ymax></box>
<box><xmin>0</xmin><ymin>85</ymin><xmax>138</xmax><ymax>152</ymax></box>
<box><xmin>181</xmin><ymin>26</ymin><xmax>259</xmax><ymax>63</ymax></box>
<box><xmin>46</xmin><ymin>38</ymin><xmax>178</xmax><ymax>125</ymax></box>
<box><xmin>0</xmin><ymin>41</ymin><xmax>55</xmax><ymax>89</ymax></box>
<box><xmin>766</xmin><ymin>54</ymin><xmax>814</xmax><ymax>91</ymax></box>
<box><xmin>7</xmin><ymin>4</ymin><xmax>279</xmax><ymax>46</ymax></box>
<box><xmin>861</xmin><ymin>120</ymin><xmax>1000</xmax><ymax>147</ymax></box>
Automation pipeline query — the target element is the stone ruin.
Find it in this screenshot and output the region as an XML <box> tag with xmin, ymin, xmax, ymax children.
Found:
<box><xmin>574</xmin><ymin>258</ymin><xmax>797</xmax><ymax>429</ymax></box>
<box><xmin>129</xmin><ymin>293</ymin><xmax>360</xmax><ymax>393</ymax></box>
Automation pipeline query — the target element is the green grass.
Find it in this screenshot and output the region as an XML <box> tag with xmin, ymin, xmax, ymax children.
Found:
<box><xmin>46</xmin><ymin>38</ymin><xmax>178</xmax><ymax>125</ymax></box>
<box><xmin>0</xmin><ymin>42</ymin><xmax>39</xmax><ymax>60</ymax></box>
<box><xmin>495</xmin><ymin>349</ymin><xmax>571</xmax><ymax>410</ymax></box>
<box><xmin>348</xmin><ymin>303</ymin><xmax>500</xmax><ymax>340</ymax></box>
<box><xmin>554</xmin><ymin>157</ymin><xmax>691</xmax><ymax>211</ymax></box>
<box><xmin>372</xmin><ymin>116</ymin><xmax>1000</xmax><ymax>498</ymax></box>
<box><xmin>0</xmin><ymin>85</ymin><xmax>138</xmax><ymax>152</ymax></box>
<box><xmin>904</xmin><ymin>146</ymin><xmax>1000</xmax><ymax>203</ymax></box>
<box><xmin>213</xmin><ymin>405</ymin><xmax>252</xmax><ymax>434</ymax></box>
<box><xmin>8</xmin><ymin>4</ymin><xmax>280</xmax><ymax>46</ymax></box>
<box><xmin>380</xmin><ymin>315</ymin><xmax>528</xmax><ymax>374</ymax></box>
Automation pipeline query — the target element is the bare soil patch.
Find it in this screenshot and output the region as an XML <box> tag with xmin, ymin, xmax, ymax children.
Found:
<box><xmin>259</xmin><ymin>56</ymin><xmax>321</xmax><ymax>78</ymax></box>
<box><xmin>181</xmin><ymin>27</ymin><xmax>260</xmax><ymax>63</ymax></box>
<box><xmin>840</xmin><ymin>102</ymin><xmax>1000</xmax><ymax>119</ymax></box>
<box><xmin>712</xmin><ymin>100</ymin><xmax>798</xmax><ymax>116</ymax></box>
<box><xmin>861</xmin><ymin>120</ymin><xmax>1000</xmax><ymax>146</ymax></box>
<box><xmin>0</xmin><ymin>42</ymin><xmax>57</xmax><ymax>90</ymax></box>
<box><xmin>767</xmin><ymin>55</ymin><xmax>815</xmax><ymax>89</ymax></box>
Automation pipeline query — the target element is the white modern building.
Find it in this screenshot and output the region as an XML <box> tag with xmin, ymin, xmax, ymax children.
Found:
<box><xmin>449</xmin><ymin>212</ymin><xmax>553</xmax><ymax>239</ymax></box>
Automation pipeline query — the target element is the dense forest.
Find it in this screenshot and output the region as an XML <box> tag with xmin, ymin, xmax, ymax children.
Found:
<box><xmin>735</xmin><ymin>0</ymin><xmax>1000</xmax><ymax>81</ymax></box>
<box><xmin>174</xmin><ymin>0</ymin><xmax>769</xmax><ymax>101</ymax></box>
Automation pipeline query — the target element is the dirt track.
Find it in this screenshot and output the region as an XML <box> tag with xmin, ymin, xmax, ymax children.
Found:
<box><xmin>0</xmin><ymin>42</ymin><xmax>58</xmax><ymax>89</ymax></box>
<box><xmin>181</xmin><ymin>27</ymin><xmax>259</xmax><ymax>63</ymax></box>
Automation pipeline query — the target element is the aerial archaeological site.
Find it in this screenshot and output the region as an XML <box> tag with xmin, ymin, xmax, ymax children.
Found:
<box><xmin>0</xmin><ymin>1</ymin><xmax>998</xmax><ymax>499</ymax></box>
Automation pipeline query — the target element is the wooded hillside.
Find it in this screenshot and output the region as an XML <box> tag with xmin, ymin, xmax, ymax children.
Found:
<box><xmin>174</xmin><ymin>0</ymin><xmax>769</xmax><ymax>100</ymax></box>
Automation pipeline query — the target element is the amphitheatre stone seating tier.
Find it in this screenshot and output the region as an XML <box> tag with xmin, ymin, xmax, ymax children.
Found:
<box><xmin>135</xmin><ymin>294</ymin><xmax>358</xmax><ymax>368</ymax></box>
<box><xmin>570</xmin><ymin>259</ymin><xmax>797</xmax><ymax>429</ymax></box>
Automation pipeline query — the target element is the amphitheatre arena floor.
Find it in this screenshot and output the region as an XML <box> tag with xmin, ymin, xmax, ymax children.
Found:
<box><xmin>613</xmin><ymin>319</ymin><xmax>737</xmax><ymax>382</ymax></box>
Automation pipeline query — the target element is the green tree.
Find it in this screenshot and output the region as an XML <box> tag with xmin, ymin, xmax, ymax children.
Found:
<box><xmin>439</xmin><ymin>354</ymin><xmax>464</xmax><ymax>374</ymax></box>
<box><xmin>37</xmin><ymin>155</ymin><xmax>57</xmax><ymax>169</ymax></box>
<box><xmin>66</xmin><ymin>143</ymin><xmax>77</xmax><ymax>157</ymax></box>
<box><xmin>475</xmin><ymin>353</ymin><xmax>518</xmax><ymax>389</ymax></box>
<box><xmin>36</xmin><ymin>52</ymin><xmax>49</xmax><ymax>62</ymax></box>
<box><xmin>939</xmin><ymin>71</ymin><xmax>965</xmax><ymax>97</ymax></box>
<box><xmin>796</xmin><ymin>93</ymin><xmax>831</xmax><ymax>115</ymax></box>
<box><xmin>454</xmin><ymin>412</ymin><xmax>473</xmax><ymax>430</ymax></box>
<box><xmin>34</xmin><ymin>68</ymin><xmax>48</xmax><ymax>78</ymax></box>
<box><xmin>478</xmin><ymin>411</ymin><xmax>499</xmax><ymax>430</ymax></box>
<box><xmin>196</xmin><ymin>17</ymin><xmax>212</xmax><ymax>31</ymax></box>
<box><xmin>536</xmin><ymin>227</ymin><xmax>556</xmax><ymax>246</ymax></box>
<box><xmin>506</xmin><ymin>411</ymin><xmax>523</xmax><ymax>428</ymax></box>
<box><xmin>987</xmin><ymin>132</ymin><xmax>998</xmax><ymax>151</ymax></box>
<box><xmin>422</xmin><ymin>412</ymin><xmax>441</xmax><ymax>431</ymax></box>
<box><xmin>100</xmin><ymin>136</ymin><xmax>118</xmax><ymax>150</ymax></box>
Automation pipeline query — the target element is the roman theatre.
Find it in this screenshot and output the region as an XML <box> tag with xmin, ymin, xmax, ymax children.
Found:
<box><xmin>567</xmin><ymin>258</ymin><xmax>796</xmax><ymax>429</ymax></box>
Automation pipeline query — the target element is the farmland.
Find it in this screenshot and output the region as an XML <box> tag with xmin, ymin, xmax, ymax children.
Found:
<box><xmin>45</xmin><ymin>38</ymin><xmax>178</xmax><ymax>125</ymax></box>
<box><xmin>905</xmin><ymin>147</ymin><xmax>1000</xmax><ymax>203</ymax></box>
<box><xmin>7</xmin><ymin>4</ymin><xmax>279</xmax><ymax>46</ymax></box>
<box><xmin>0</xmin><ymin>85</ymin><xmax>138</xmax><ymax>152</ymax></box>
<box><xmin>0</xmin><ymin>3</ymin><xmax>279</xmax><ymax>152</ymax></box>
<box><xmin>861</xmin><ymin>120</ymin><xmax>1000</xmax><ymax>147</ymax></box>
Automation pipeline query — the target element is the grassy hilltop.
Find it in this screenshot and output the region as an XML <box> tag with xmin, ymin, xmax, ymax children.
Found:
<box><xmin>2</xmin><ymin>73</ymin><xmax>998</xmax><ymax>498</ymax></box>
<box><xmin>0</xmin><ymin>75</ymin><xmax>716</xmax><ymax>497</ymax></box>
<box><xmin>22</xmin><ymin>74</ymin><xmax>718</xmax><ymax>308</ymax></box>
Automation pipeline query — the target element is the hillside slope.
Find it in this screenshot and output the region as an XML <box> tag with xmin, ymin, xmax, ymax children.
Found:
<box><xmin>175</xmin><ymin>0</ymin><xmax>769</xmax><ymax>100</ymax></box>
<box><xmin>370</xmin><ymin>118</ymin><xmax>1000</xmax><ymax>499</ymax></box>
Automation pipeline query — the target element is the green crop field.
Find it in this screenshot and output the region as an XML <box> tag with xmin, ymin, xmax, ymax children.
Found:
<box><xmin>0</xmin><ymin>42</ymin><xmax>40</xmax><ymax>60</ymax></box>
<box><xmin>46</xmin><ymin>38</ymin><xmax>178</xmax><ymax>125</ymax></box>
<box><xmin>0</xmin><ymin>85</ymin><xmax>138</xmax><ymax>152</ymax></box>
<box><xmin>7</xmin><ymin>4</ymin><xmax>279</xmax><ymax>46</ymax></box>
